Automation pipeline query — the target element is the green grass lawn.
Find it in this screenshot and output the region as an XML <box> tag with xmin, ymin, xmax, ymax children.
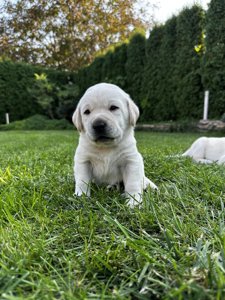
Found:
<box><xmin>1</xmin><ymin>130</ymin><xmax>225</xmax><ymax>300</ymax></box>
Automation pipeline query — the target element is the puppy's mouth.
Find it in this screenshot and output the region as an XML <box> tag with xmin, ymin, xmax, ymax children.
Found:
<box><xmin>95</xmin><ymin>136</ymin><xmax>115</xmax><ymax>143</ymax></box>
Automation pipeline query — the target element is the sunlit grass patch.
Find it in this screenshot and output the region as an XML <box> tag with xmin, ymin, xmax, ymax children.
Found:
<box><xmin>0</xmin><ymin>130</ymin><xmax>225</xmax><ymax>299</ymax></box>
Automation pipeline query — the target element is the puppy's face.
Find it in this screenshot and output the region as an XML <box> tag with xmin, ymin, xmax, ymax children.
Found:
<box><xmin>73</xmin><ymin>83</ymin><xmax>139</xmax><ymax>145</ymax></box>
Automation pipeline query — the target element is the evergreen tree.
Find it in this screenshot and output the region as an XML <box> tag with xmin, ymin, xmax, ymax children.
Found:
<box><xmin>203</xmin><ymin>0</ymin><xmax>225</xmax><ymax>118</ymax></box>
<box><xmin>110</xmin><ymin>44</ymin><xmax>127</xmax><ymax>88</ymax></box>
<box><xmin>76</xmin><ymin>67</ymin><xmax>88</xmax><ymax>98</ymax></box>
<box><xmin>0</xmin><ymin>61</ymin><xmax>42</xmax><ymax>123</ymax></box>
<box><xmin>85</xmin><ymin>56</ymin><xmax>105</xmax><ymax>87</ymax></box>
<box><xmin>0</xmin><ymin>60</ymin><xmax>79</xmax><ymax>123</ymax></box>
<box><xmin>101</xmin><ymin>44</ymin><xmax>127</xmax><ymax>88</ymax></box>
<box><xmin>154</xmin><ymin>16</ymin><xmax>177</xmax><ymax>120</ymax></box>
<box><xmin>102</xmin><ymin>51</ymin><xmax>114</xmax><ymax>82</ymax></box>
<box><xmin>174</xmin><ymin>5</ymin><xmax>204</xmax><ymax>120</ymax></box>
<box><xmin>141</xmin><ymin>25</ymin><xmax>164</xmax><ymax>121</ymax></box>
<box><xmin>125</xmin><ymin>32</ymin><xmax>146</xmax><ymax>107</ymax></box>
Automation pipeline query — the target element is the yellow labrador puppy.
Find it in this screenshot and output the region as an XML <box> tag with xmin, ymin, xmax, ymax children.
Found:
<box><xmin>72</xmin><ymin>83</ymin><xmax>157</xmax><ymax>207</ymax></box>
<box><xmin>182</xmin><ymin>137</ymin><xmax>225</xmax><ymax>164</ymax></box>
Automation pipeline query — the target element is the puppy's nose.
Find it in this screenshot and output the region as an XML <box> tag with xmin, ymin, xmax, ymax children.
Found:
<box><xmin>92</xmin><ymin>119</ymin><xmax>107</xmax><ymax>132</ymax></box>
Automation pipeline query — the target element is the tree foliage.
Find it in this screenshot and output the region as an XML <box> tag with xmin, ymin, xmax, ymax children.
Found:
<box><xmin>28</xmin><ymin>73</ymin><xmax>79</xmax><ymax>119</ymax></box>
<box><xmin>125</xmin><ymin>32</ymin><xmax>146</xmax><ymax>107</ymax></box>
<box><xmin>140</xmin><ymin>5</ymin><xmax>204</xmax><ymax>122</ymax></box>
<box><xmin>174</xmin><ymin>5</ymin><xmax>204</xmax><ymax>120</ymax></box>
<box><xmin>155</xmin><ymin>16</ymin><xmax>177</xmax><ymax>120</ymax></box>
<box><xmin>102</xmin><ymin>44</ymin><xmax>127</xmax><ymax>88</ymax></box>
<box><xmin>141</xmin><ymin>25</ymin><xmax>164</xmax><ymax>121</ymax></box>
<box><xmin>4</xmin><ymin>2</ymin><xmax>225</xmax><ymax>124</ymax></box>
<box><xmin>0</xmin><ymin>60</ymin><xmax>42</xmax><ymax>123</ymax></box>
<box><xmin>203</xmin><ymin>0</ymin><xmax>225</xmax><ymax>118</ymax></box>
<box><xmin>0</xmin><ymin>60</ymin><xmax>78</xmax><ymax>123</ymax></box>
<box><xmin>0</xmin><ymin>0</ymin><xmax>155</xmax><ymax>70</ymax></box>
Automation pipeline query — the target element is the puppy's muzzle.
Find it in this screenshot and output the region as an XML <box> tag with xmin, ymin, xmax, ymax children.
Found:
<box><xmin>92</xmin><ymin>119</ymin><xmax>107</xmax><ymax>134</ymax></box>
<box><xmin>92</xmin><ymin>118</ymin><xmax>114</xmax><ymax>142</ymax></box>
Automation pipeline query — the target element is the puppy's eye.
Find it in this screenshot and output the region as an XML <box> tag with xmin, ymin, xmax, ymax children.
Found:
<box><xmin>110</xmin><ymin>105</ymin><xmax>119</xmax><ymax>111</ymax></box>
<box><xmin>84</xmin><ymin>109</ymin><xmax>90</xmax><ymax>115</ymax></box>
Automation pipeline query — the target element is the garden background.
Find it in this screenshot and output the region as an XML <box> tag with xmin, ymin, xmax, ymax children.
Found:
<box><xmin>1</xmin><ymin>1</ymin><xmax>225</xmax><ymax>299</ymax></box>
<box><xmin>1</xmin><ymin>0</ymin><xmax>225</xmax><ymax>126</ymax></box>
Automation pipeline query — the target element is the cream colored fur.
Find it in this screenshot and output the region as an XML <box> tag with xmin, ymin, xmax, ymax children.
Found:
<box><xmin>72</xmin><ymin>83</ymin><xmax>157</xmax><ymax>207</ymax></box>
<box><xmin>182</xmin><ymin>137</ymin><xmax>225</xmax><ymax>164</ymax></box>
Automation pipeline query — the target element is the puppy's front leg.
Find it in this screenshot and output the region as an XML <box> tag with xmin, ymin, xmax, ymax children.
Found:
<box><xmin>74</xmin><ymin>161</ymin><xmax>92</xmax><ymax>197</ymax></box>
<box><xmin>122</xmin><ymin>160</ymin><xmax>144</xmax><ymax>208</ymax></box>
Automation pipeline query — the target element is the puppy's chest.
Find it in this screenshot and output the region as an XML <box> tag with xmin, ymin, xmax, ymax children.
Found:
<box><xmin>90</xmin><ymin>154</ymin><xmax>123</xmax><ymax>184</ymax></box>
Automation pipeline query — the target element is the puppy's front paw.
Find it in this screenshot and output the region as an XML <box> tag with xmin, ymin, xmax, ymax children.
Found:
<box><xmin>74</xmin><ymin>190</ymin><xmax>83</xmax><ymax>197</ymax></box>
<box><xmin>106</xmin><ymin>183</ymin><xmax>121</xmax><ymax>191</ymax></box>
<box><xmin>74</xmin><ymin>186</ymin><xmax>91</xmax><ymax>197</ymax></box>
<box><xmin>125</xmin><ymin>193</ymin><xmax>142</xmax><ymax>208</ymax></box>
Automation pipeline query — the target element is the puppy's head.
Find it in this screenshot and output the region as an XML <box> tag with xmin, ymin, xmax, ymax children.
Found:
<box><xmin>72</xmin><ymin>83</ymin><xmax>139</xmax><ymax>145</ymax></box>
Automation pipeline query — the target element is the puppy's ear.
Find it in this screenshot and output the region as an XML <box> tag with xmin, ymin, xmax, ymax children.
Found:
<box><xmin>127</xmin><ymin>98</ymin><xmax>140</xmax><ymax>126</ymax></box>
<box><xmin>72</xmin><ymin>106</ymin><xmax>83</xmax><ymax>132</ymax></box>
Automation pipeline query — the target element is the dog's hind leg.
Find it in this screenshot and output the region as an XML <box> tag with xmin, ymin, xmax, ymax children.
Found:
<box><xmin>218</xmin><ymin>155</ymin><xmax>225</xmax><ymax>165</ymax></box>
<box><xmin>182</xmin><ymin>137</ymin><xmax>207</xmax><ymax>162</ymax></box>
<box><xmin>195</xmin><ymin>158</ymin><xmax>214</xmax><ymax>164</ymax></box>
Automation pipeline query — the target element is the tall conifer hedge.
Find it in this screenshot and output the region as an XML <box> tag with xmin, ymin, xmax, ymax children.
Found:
<box><xmin>203</xmin><ymin>0</ymin><xmax>225</xmax><ymax>118</ymax></box>
<box><xmin>0</xmin><ymin>61</ymin><xmax>42</xmax><ymax>123</ymax></box>
<box><xmin>3</xmin><ymin>1</ymin><xmax>225</xmax><ymax>124</ymax></box>
<box><xmin>125</xmin><ymin>33</ymin><xmax>146</xmax><ymax>107</ymax></box>
<box><xmin>174</xmin><ymin>5</ymin><xmax>204</xmax><ymax>120</ymax></box>
<box><xmin>154</xmin><ymin>16</ymin><xmax>177</xmax><ymax>120</ymax></box>
<box><xmin>141</xmin><ymin>25</ymin><xmax>164</xmax><ymax>121</ymax></box>
<box><xmin>0</xmin><ymin>60</ymin><xmax>76</xmax><ymax>123</ymax></box>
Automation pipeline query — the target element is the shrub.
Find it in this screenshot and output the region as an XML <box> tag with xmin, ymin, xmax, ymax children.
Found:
<box><xmin>174</xmin><ymin>5</ymin><xmax>204</xmax><ymax>120</ymax></box>
<box><xmin>0</xmin><ymin>114</ymin><xmax>73</xmax><ymax>130</ymax></box>
<box><xmin>0</xmin><ymin>60</ymin><xmax>78</xmax><ymax>124</ymax></box>
<box><xmin>0</xmin><ymin>60</ymin><xmax>42</xmax><ymax>124</ymax></box>
<box><xmin>141</xmin><ymin>25</ymin><xmax>164</xmax><ymax>121</ymax></box>
<box><xmin>125</xmin><ymin>32</ymin><xmax>146</xmax><ymax>107</ymax></box>
<box><xmin>203</xmin><ymin>0</ymin><xmax>225</xmax><ymax>118</ymax></box>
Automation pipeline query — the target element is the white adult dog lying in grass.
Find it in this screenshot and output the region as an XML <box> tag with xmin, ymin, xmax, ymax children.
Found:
<box><xmin>72</xmin><ymin>83</ymin><xmax>157</xmax><ymax>207</ymax></box>
<box><xmin>182</xmin><ymin>137</ymin><xmax>225</xmax><ymax>164</ymax></box>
